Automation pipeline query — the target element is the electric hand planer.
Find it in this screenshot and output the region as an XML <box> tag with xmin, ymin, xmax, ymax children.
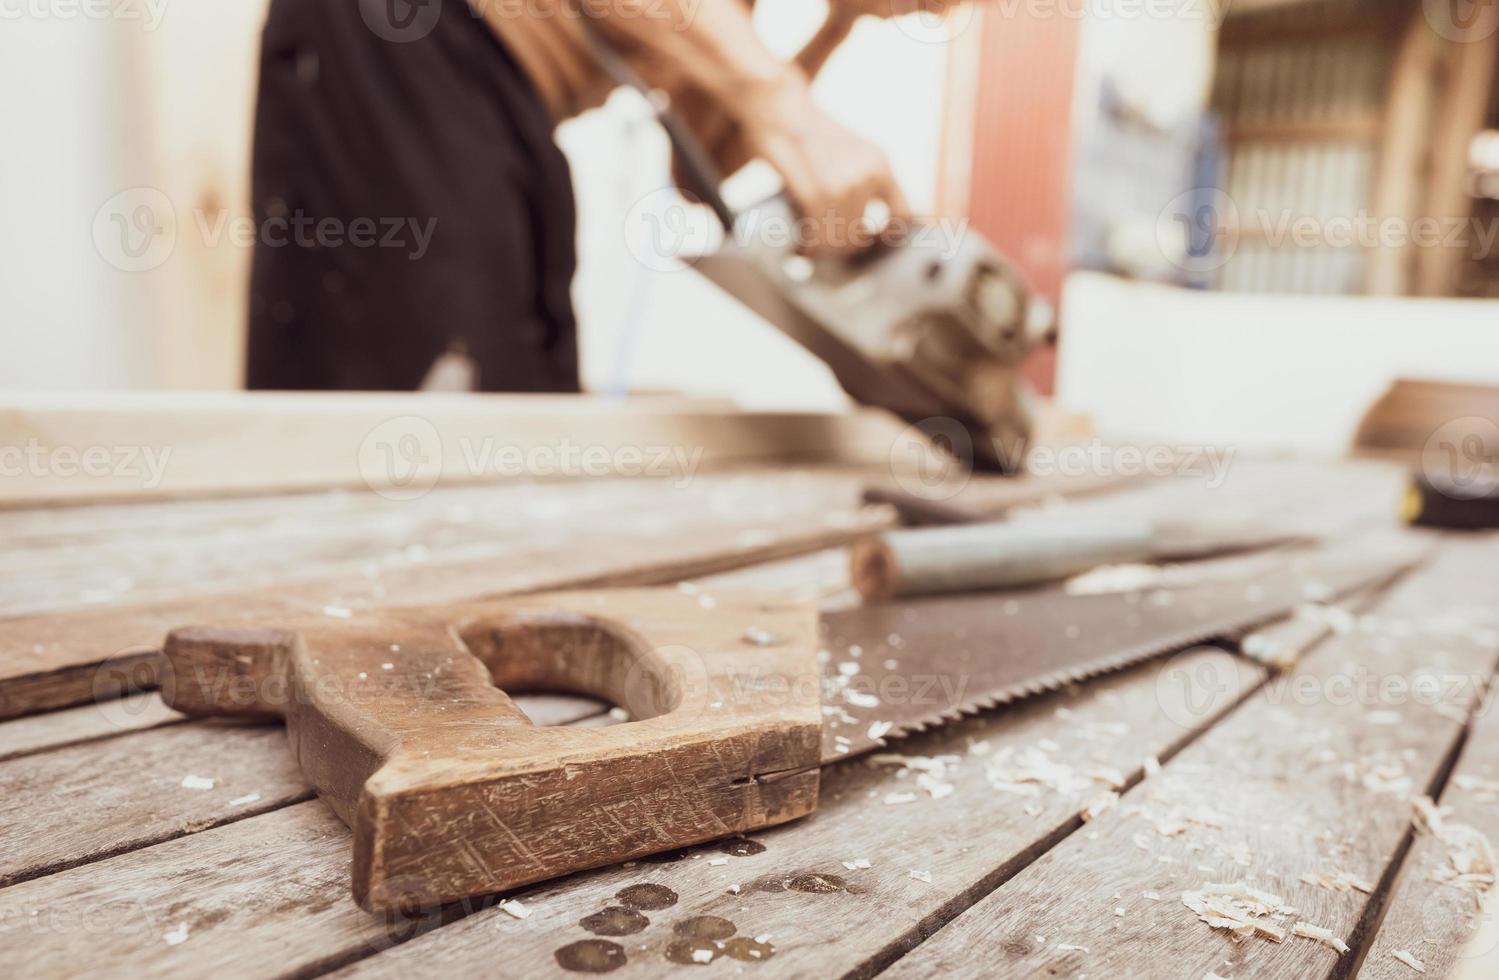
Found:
<box><xmin>690</xmin><ymin>197</ymin><xmax>1046</xmax><ymax>474</ymax></box>
<box><xmin>581</xmin><ymin>23</ymin><xmax>1045</xmax><ymax>474</ymax></box>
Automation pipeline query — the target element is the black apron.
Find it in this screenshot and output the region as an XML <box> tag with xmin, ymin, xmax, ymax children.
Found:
<box><xmin>246</xmin><ymin>0</ymin><xmax>580</xmax><ymax>392</ymax></box>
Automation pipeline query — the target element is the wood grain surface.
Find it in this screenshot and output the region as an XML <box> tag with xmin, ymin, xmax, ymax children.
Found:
<box><xmin>883</xmin><ymin>539</ymin><xmax>1499</xmax><ymax>980</ymax></box>
<box><xmin>2</xmin><ymin>454</ymin><xmax>1478</xmax><ymax>980</ymax></box>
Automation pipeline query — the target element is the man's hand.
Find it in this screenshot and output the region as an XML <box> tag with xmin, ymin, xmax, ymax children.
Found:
<box><xmin>738</xmin><ymin>75</ymin><xmax>911</xmax><ymax>256</ymax></box>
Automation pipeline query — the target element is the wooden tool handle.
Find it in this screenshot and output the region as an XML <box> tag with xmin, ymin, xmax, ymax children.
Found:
<box><xmin>851</xmin><ymin>519</ymin><xmax>1158</xmax><ymax>601</ymax></box>
<box><xmin>161</xmin><ymin>591</ymin><xmax>822</xmax><ymax>912</ymax></box>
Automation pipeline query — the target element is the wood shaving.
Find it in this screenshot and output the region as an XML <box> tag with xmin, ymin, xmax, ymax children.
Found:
<box><xmin>1391</xmin><ymin>949</ymin><xmax>1426</xmax><ymax>973</ymax></box>
<box><xmin>1343</xmin><ymin>754</ymin><xmax>1412</xmax><ymax>796</ymax></box>
<box><xmin>1056</xmin><ymin>943</ymin><xmax>1089</xmax><ymax>952</ymax></box>
<box><xmin>908</xmin><ymin>869</ymin><xmax>931</xmax><ymax>883</ymax></box>
<box><xmin>1412</xmin><ymin>795</ymin><xmax>1497</xmax><ymax>892</ymax></box>
<box><xmin>163</xmin><ymin>923</ymin><xmax>189</xmax><ymax>946</ymax></box>
<box><xmin>1142</xmin><ymin>891</ymin><xmax>1162</xmax><ymax>901</ymax></box>
<box><xmin>228</xmin><ymin>792</ymin><xmax>261</xmax><ymax>807</ymax></box>
<box><xmin>742</xmin><ymin>627</ymin><xmax>783</xmax><ymax>647</ymax></box>
<box><xmin>1182</xmin><ymin>882</ymin><xmax>1289</xmax><ymax>942</ymax></box>
<box><xmin>1241</xmin><ymin>630</ymin><xmax>1294</xmax><ymax>669</ymax></box>
<box><xmin>1088</xmin><ymin>767</ymin><xmax>1127</xmax><ymax>790</ymax></box>
<box><xmin>1291</xmin><ymin>920</ymin><xmax>1349</xmax><ymax>953</ymax></box>
<box><xmin>1299</xmin><ymin>869</ymin><xmax>1373</xmax><ymax>894</ymax></box>
<box><xmin>884</xmin><ymin>792</ymin><xmax>917</xmax><ymax>805</ymax></box>
<box><xmin>985</xmin><ymin>746</ymin><xmax>1092</xmax><ymax>797</ymax></box>
<box><xmin>179</xmin><ymin>775</ymin><xmax>215</xmax><ymax>791</ymax></box>
<box><xmin>708</xmin><ymin>857</ymin><xmax>728</xmax><ymax>867</ymax></box>
<box><xmin>1144</xmin><ymin>756</ymin><xmax>1162</xmax><ymax>777</ymax></box>
<box><xmin>322</xmin><ymin>605</ymin><xmax>353</xmax><ymax>619</ymax></box>
<box><xmin>1081</xmin><ymin>792</ymin><xmax>1119</xmax><ymax>822</ymax></box>
<box><xmin>842</xmin><ymin>858</ymin><xmax>871</xmax><ymax>871</ymax></box>
<box><xmin>498</xmin><ymin>899</ymin><xmax>531</xmax><ymax>920</ymax></box>
<box><xmin>917</xmin><ymin>773</ymin><xmax>955</xmax><ymax>800</ymax></box>
<box><xmin>867</xmin><ymin>721</ymin><xmax>894</xmax><ymax>741</ymax></box>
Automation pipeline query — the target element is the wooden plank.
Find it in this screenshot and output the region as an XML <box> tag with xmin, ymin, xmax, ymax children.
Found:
<box><xmin>0</xmin><ymin>643</ymin><xmax>1264</xmax><ymax>978</ymax></box>
<box><xmin>0</xmin><ymin>468</ymin><xmax>880</xmax><ymax>617</ymax></box>
<box><xmin>0</xmin><ymin>468</ymin><xmax>891</xmax><ymax>720</ymax></box>
<box><xmin>0</xmin><ymin>693</ymin><xmax>185</xmax><ymax>763</ymax></box>
<box><xmin>881</xmin><ymin>538</ymin><xmax>1499</xmax><ymax>979</ymax></box>
<box><xmin>0</xmin><ymin>722</ymin><xmax>308</xmax><ymax>887</ymax></box>
<box><xmin>0</xmin><ymin>460</ymin><xmax>1162</xmax><ymax>721</ymax></box>
<box><xmin>0</xmin><ymin>392</ymin><xmax>907</xmax><ymax>505</ymax></box>
<box><xmin>1413</xmin><ymin>32</ymin><xmax>1498</xmax><ymax>297</ymax></box>
<box><xmin>1357</xmin><ymin>658</ymin><xmax>1499</xmax><ymax>979</ymax></box>
<box><xmin>1366</xmin><ymin>7</ymin><xmax>1440</xmax><ymax>296</ymax></box>
<box><xmin>0</xmin><ymin>693</ymin><xmax>606</xmax><ymax>888</ymax></box>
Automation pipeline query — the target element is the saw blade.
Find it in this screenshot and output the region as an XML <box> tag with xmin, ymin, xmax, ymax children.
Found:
<box><xmin>814</xmin><ymin>536</ymin><xmax>1423</xmax><ymax>762</ymax></box>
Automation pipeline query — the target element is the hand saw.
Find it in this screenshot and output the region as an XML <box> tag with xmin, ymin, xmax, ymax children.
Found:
<box><xmin>158</xmin><ymin>537</ymin><xmax>1417</xmax><ymax>912</ymax></box>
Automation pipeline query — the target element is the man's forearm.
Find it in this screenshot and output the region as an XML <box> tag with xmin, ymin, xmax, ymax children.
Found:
<box><xmin>578</xmin><ymin>0</ymin><xmax>808</xmax><ymax>119</ymax></box>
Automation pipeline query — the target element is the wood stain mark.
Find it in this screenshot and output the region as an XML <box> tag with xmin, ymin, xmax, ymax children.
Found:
<box><xmin>717</xmin><ymin>836</ymin><xmax>766</xmax><ymax>857</ymax></box>
<box><xmin>724</xmin><ymin>936</ymin><xmax>775</xmax><ymax>962</ymax></box>
<box><xmin>579</xmin><ymin>907</ymin><xmax>649</xmax><ymax>936</ymax></box>
<box><xmin>664</xmin><ymin>939</ymin><xmax>723</xmax><ymax>965</ymax></box>
<box><xmin>672</xmin><ymin>915</ymin><xmax>737</xmax><ymax>940</ymax></box>
<box><xmin>554</xmin><ymin>939</ymin><xmax>628</xmax><ymax>973</ymax></box>
<box><xmin>745</xmin><ymin>869</ymin><xmax>863</xmax><ymax>896</ymax></box>
<box><xmin>616</xmin><ymin>882</ymin><xmax>678</xmax><ymax>910</ymax></box>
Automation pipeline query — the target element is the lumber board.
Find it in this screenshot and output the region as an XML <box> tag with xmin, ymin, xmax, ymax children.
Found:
<box><xmin>1357</xmin><ymin>664</ymin><xmax>1499</xmax><ymax>979</ymax></box>
<box><xmin>0</xmin><ymin>469</ymin><xmax>891</xmax><ymax>720</ymax></box>
<box><xmin>882</xmin><ymin>538</ymin><xmax>1499</xmax><ymax>980</ymax></box>
<box><xmin>0</xmin><ymin>721</ymin><xmax>309</xmax><ymax>888</ymax></box>
<box><xmin>0</xmin><ymin>458</ymin><xmax>1174</xmax><ymax>721</ymax></box>
<box><xmin>0</xmin><ymin>392</ymin><xmax>908</xmax><ymax>505</ymax></box>
<box><xmin>0</xmin><ymin>692</ymin><xmax>185</xmax><ymax>763</ymax></box>
<box><xmin>0</xmin><ymin>468</ymin><xmax>881</xmax><ymax>617</ymax></box>
<box><xmin>0</xmin><ymin>693</ymin><xmax>606</xmax><ymax>889</ymax></box>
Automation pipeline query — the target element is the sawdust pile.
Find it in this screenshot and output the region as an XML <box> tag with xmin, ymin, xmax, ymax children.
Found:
<box><xmin>1181</xmin><ymin>882</ymin><xmax>1351</xmax><ymax>954</ymax></box>
<box><xmin>1412</xmin><ymin>796</ymin><xmax>1497</xmax><ymax>895</ymax></box>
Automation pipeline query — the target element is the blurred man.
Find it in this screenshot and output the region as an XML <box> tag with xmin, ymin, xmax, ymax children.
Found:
<box><xmin>246</xmin><ymin>0</ymin><xmax>960</xmax><ymax>392</ymax></box>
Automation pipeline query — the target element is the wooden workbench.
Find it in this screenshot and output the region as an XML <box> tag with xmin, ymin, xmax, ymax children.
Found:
<box><xmin>3</xmin><ymin>398</ymin><xmax>1497</xmax><ymax>979</ymax></box>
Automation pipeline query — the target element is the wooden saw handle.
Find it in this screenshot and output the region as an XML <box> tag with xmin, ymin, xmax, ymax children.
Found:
<box><xmin>159</xmin><ymin>590</ymin><xmax>822</xmax><ymax>912</ymax></box>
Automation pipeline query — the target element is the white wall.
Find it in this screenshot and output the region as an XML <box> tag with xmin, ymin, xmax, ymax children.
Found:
<box><xmin>0</xmin><ymin>14</ymin><xmax>160</xmax><ymax>389</ymax></box>
<box><xmin>1058</xmin><ymin>271</ymin><xmax>1499</xmax><ymax>454</ymax></box>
